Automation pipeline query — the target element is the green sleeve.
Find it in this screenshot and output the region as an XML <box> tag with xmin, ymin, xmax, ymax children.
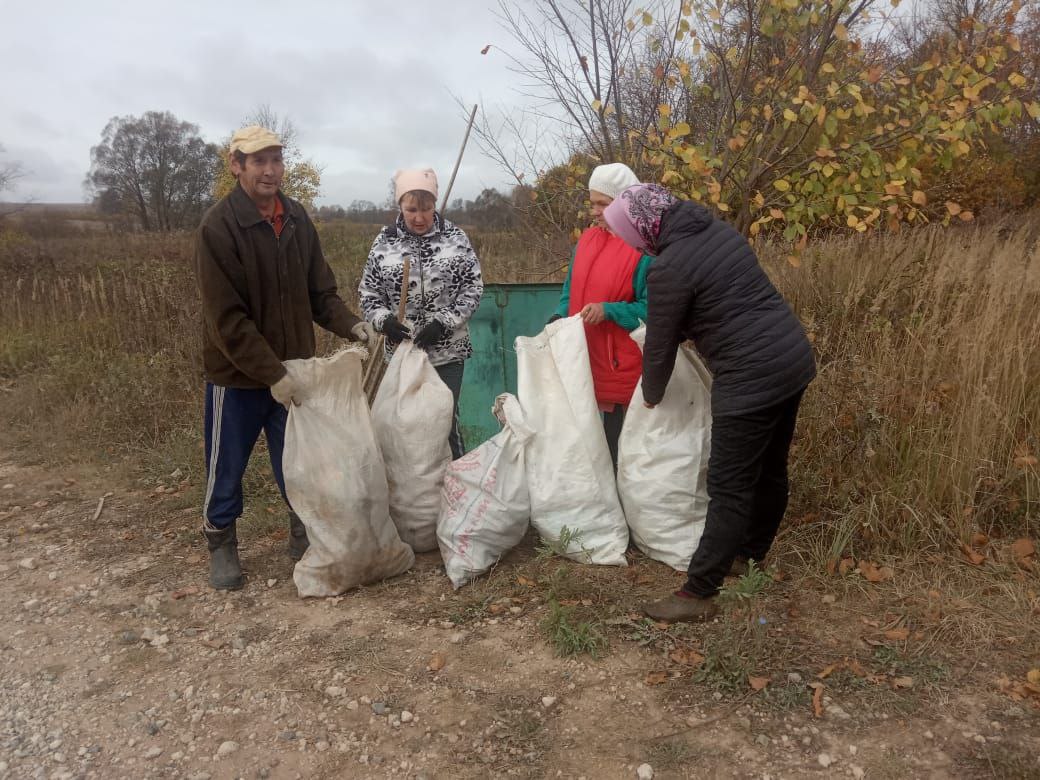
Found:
<box><xmin>553</xmin><ymin>248</ymin><xmax>577</xmax><ymax>318</ymax></box>
<box><xmin>602</xmin><ymin>254</ymin><xmax>652</xmax><ymax>332</ymax></box>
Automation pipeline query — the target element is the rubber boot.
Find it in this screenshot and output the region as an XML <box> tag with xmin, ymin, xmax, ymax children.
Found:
<box><xmin>204</xmin><ymin>523</ymin><xmax>244</xmax><ymax>590</ymax></box>
<box><xmin>288</xmin><ymin>511</ymin><xmax>309</xmax><ymax>561</ymax></box>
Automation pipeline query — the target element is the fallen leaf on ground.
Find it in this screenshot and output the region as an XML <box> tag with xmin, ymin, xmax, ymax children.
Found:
<box><xmin>809</xmin><ymin>682</ymin><xmax>825</xmax><ymax>717</ymax></box>
<box><xmin>858</xmin><ymin>561</ymin><xmax>894</xmax><ymax>583</ymax></box>
<box><xmin>170</xmin><ymin>587</ymin><xmax>198</xmax><ymax>600</ymax></box>
<box><xmin>427</xmin><ymin>653</ymin><xmax>446</xmax><ymax>672</ymax></box>
<box><xmin>838</xmin><ymin>557</ymin><xmax>855</xmax><ymax>576</ymax></box>
<box><xmin>819</xmin><ymin>658</ymin><xmax>867</xmax><ymax>679</ymax></box>
<box><xmin>748</xmin><ymin>676</ymin><xmax>770</xmax><ymax>691</ymax></box>
<box><xmin>970</xmin><ymin>532</ymin><xmax>989</xmax><ymax>548</ymax></box>
<box><xmin>818</xmin><ymin>663</ymin><xmax>838</xmax><ymax>679</ymax></box>
<box><xmin>1027</xmin><ymin>669</ymin><xmax>1040</xmax><ymax>685</ymax></box>
<box><xmin>668</xmin><ymin>648</ymin><xmax>705</xmax><ymax>667</ymax></box>
<box><xmin>845</xmin><ymin>659</ymin><xmax>868</xmax><ymax>677</ymax></box>
<box><xmin>645</xmin><ymin>670</ymin><xmax>669</xmax><ymax>686</ymax></box>
<box><xmin>1010</xmin><ymin>538</ymin><xmax>1035</xmax><ymax>570</ymax></box>
<box><xmin>997</xmin><ymin>675</ymin><xmax>1040</xmax><ymax>703</ymax></box>
<box><xmin>884</xmin><ymin>627</ymin><xmax>910</xmax><ymax>641</ymax></box>
<box><xmin>516</xmin><ymin>575</ymin><xmax>537</xmax><ymax>587</ymax></box>
<box><xmin>959</xmin><ymin>543</ymin><xmax>986</xmax><ymax>566</ymax></box>
<box><xmin>892</xmin><ymin>676</ymin><xmax>915</xmax><ymax>689</ymax></box>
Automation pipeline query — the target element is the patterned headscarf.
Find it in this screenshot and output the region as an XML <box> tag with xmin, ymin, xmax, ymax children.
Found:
<box><xmin>603</xmin><ymin>183</ymin><xmax>678</xmax><ymax>255</ymax></box>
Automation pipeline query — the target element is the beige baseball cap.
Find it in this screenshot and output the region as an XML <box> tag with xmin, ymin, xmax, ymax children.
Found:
<box><xmin>229</xmin><ymin>125</ymin><xmax>283</xmax><ymax>155</ymax></box>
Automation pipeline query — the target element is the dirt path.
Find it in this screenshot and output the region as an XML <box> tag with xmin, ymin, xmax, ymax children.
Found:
<box><xmin>1</xmin><ymin>452</ymin><xmax>1038</xmax><ymax>780</ymax></box>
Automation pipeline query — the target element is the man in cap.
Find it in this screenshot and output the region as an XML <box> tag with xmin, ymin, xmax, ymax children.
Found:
<box><xmin>192</xmin><ymin>124</ymin><xmax>375</xmax><ymax>590</ymax></box>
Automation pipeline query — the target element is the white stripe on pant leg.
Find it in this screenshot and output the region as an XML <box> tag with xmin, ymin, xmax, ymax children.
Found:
<box><xmin>202</xmin><ymin>386</ymin><xmax>225</xmax><ymax>529</ymax></box>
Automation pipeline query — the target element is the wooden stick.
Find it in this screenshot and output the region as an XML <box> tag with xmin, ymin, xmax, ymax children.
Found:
<box><xmin>91</xmin><ymin>491</ymin><xmax>113</xmax><ymax>522</ymax></box>
<box><xmin>398</xmin><ymin>254</ymin><xmax>411</xmax><ymax>322</ymax></box>
<box><xmin>363</xmin><ymin>254</ymin><xmax>411</xmax><ymax>404</ymax></box>
<box><xmin>439</xmin><ymin>104</ymin><xmax>479</xmax><ymax>215</ymax></box>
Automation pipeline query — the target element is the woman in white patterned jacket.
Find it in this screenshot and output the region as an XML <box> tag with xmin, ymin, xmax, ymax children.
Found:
<box><xmin>358</xmin><ymin>168</ymin><xmax>484</xmax><ymax>459</ymax></box>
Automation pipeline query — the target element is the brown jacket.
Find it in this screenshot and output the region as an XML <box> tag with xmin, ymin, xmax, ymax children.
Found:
<box><xmin>193</xmin><ymin>185</ymin><xmax>361</xmax><ymax>389</ymax></box>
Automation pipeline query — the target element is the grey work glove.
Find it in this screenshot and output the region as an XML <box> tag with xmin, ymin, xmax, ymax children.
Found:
<box><xmin>270</xmin><ymin>366</ymin><xmax>303</xmax><ymax>408</ymax></box>
<box><xmin>350</xmin><ymin>321</ymin><xmax>377</xmax><ymax>343</ymax></box>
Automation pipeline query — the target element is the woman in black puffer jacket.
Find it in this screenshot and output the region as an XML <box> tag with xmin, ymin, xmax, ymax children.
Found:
<box><xmin>604</xmin><ymin>184</ymin><xmax>816</xmax><ymax>623</ymax></box>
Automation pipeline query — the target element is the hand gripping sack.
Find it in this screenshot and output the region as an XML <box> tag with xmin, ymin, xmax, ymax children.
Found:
<box><xmin>437</xmin><ymin>394</ymin><xmax>534</xmax><ymax>589</ymax></box>
<box><xmin>516</xmin><ymin>315</ymin><xmax>628</xmax><ymax>565</ymax></box>
<box><xmin>371</xmin><ymin>341</ymin><xmax>454</xmax><ymax>552</ymax></box>
<box><xmin>617</xmin><ymin>327</ymin><xmax>712</xmax><ymax>571</ymax></box>
<box><xmin>282</xmin><ymin>348</ymin><xmax>415</xmax><ymax>597</ymax></box>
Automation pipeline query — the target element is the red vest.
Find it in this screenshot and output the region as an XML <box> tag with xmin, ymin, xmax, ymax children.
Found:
<box><xmin>568</xmin><ymin>228</ymin><xmax>643</xmax><ymax>406</ymax></box>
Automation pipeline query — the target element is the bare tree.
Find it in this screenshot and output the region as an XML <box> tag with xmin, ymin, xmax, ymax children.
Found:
<box><xmin>491</xmin><ymin>0</ymin><xmax>688</xmax><ymax>166</ymax></box>
<box><xmin>245</xmin><ymin>105</ymin><xmax>300</xmax><ymax>162</ymax></box>
<box><xmin>87</xmin><ymin>111</ymin><xmax>220</xmax><ymax>231</ymax></box>
<box><xmin>0</xmin><ymin>145</ymin><xmax>23</xmax><ymax>195</ymax></box>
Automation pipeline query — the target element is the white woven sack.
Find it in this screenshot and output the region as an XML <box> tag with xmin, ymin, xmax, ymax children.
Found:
<box><xmin>618</xmin><ymin>327</ymin><xmax>712</xmax><ymax>571</ymax></box>
<box><xmin>371</xmin><ymin>341</ymin><xmax>454</xmax><ymax>552</ymax></box>
<box><xmin>515</xmin><ymin>315</ymin><xmax>628</xmax><ymax>565</ymax></box>
<box><xmin>437</xmin><ymin>394</ymin><xmax>533</xmax><ymax>589</ymax></box>
<box><xmin>283</xmin><ymin>348</ymin><xmax>415</xmax><ymax>597</ymax></box>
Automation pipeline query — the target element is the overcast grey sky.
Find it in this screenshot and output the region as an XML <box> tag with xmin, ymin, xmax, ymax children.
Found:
<box><xmin>0</xmin><ymin>0</ymin><xmax>542</xmax><ymax>206</ymax></box>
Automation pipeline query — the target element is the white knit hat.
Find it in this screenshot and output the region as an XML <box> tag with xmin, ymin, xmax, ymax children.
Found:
<box><xmin>588</xmin><ymin>163</ymin><xmax>640</xmax><ymax>200</ymax></box>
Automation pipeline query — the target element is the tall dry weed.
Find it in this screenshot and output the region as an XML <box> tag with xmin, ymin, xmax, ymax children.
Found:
<box><xmin>766</xmin><ymin>218</ymin><xmax>1040</xmax><ymax>556</ymax></box>
<box><xmin>0</xmin><ymin>218</ymin><xmax>1037</xmax><ymax>556</ymax></box>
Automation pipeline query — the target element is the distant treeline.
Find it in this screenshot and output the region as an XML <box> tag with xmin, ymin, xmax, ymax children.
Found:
<box><xmin>314</xmin><ymin>187</ymin><xmax>525</xmax><ymax>231</ymax></box>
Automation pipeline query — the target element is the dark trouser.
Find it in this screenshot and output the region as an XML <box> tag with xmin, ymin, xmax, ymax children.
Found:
<box><xmin>434</xmin><ymin>361</ymin><xmax>466</xmax><ymax>460</ymax></box>
<box><xmin>603</xmin><ymin>403</ymin><xmax>626</xmax><ymax>472</ymax></box>
<box><xmin>683</xmin><ymin>389</ymin><xmax>806</xmax><ymax>598</ymax></box>
<box><xmin>203</xmin><ymin>384</ymin><xmax>290</xmax><ymax>530</ymax></box>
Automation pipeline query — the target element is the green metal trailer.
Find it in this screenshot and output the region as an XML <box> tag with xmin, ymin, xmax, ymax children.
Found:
<box><xmin>457</xmin><ymin>282</ymin><xmax>563</xmax><ymax>448</ymax></box>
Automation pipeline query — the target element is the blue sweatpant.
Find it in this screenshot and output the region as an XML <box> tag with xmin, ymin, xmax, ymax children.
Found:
<box><xmin>203</xmin><ymin>384</ymin><xmax>290</xmax><ymax>530</ymax></box>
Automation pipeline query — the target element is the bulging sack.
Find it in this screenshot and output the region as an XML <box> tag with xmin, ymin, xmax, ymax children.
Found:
<box><xmin>437</xmin><ymin>394</ymin><xmax>533</xmax><ymax>589</ymax></box>
<box><xmin>371</xmin><ymin>341</ymin><xmax>454</xmax><ymax>552</ymax></box>
<box><xmin>282</xmin><ymin>348</ymin><xmax>415</xmax><ymax>598</ymax></box>
<box><xmin>516</xmin><ymin>316</ymin><xmax>628</xmax><ymax>565</ymax></box>
<box><xmin>618</xmin><ymin>327</ymin><xmax>712</xmax><ymax>571</ymax></box>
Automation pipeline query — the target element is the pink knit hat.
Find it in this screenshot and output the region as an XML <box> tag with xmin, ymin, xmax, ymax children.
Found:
<box><xmin>393</xmin><ymin>168</ymin><xmax>439</xmax><ymax>204</ymax></box>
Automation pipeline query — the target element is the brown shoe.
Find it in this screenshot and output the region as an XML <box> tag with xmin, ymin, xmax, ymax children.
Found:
<box><xmin>642</xmin><ymin>591</ymin><xmax>718</xmax><ymax>623</ymax></box>
<box><xmin>727</xmin><ymin>556</ymin><xmax>750</xmax><ymax>578</ymax></box>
